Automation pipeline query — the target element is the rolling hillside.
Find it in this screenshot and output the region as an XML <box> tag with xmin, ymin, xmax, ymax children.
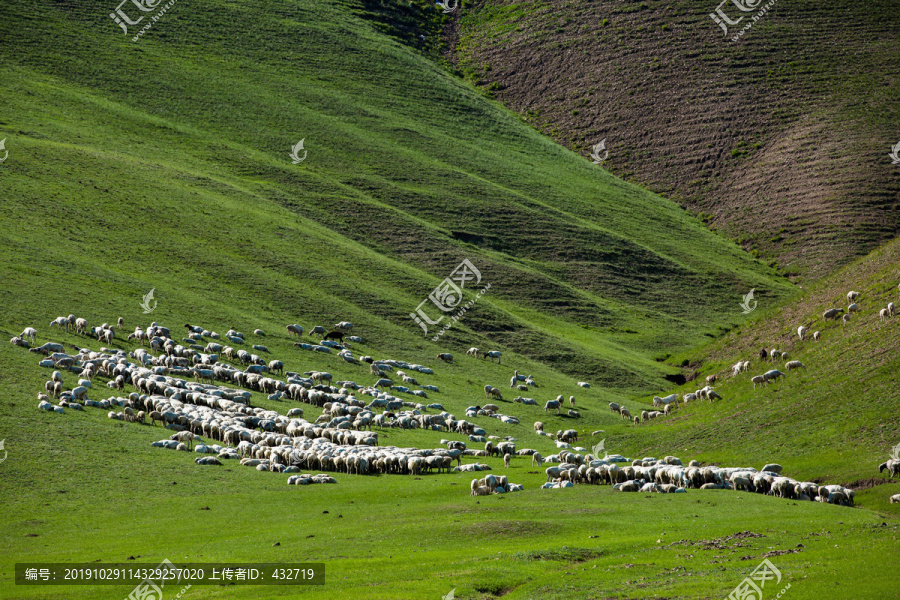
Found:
<box><xmin>0</xmin><ymin>0</ymin><xmax>791</xmax><ymax>395</ymax></box>
<box><xmin>617</xmin><ymin>236</ymin><xmax>900</xmax><ymax>485</ymax></box>
<box><xmin>451</xmin><ymin>0</ymin><xmax>900</xmax><ymax>279</ymax></box>
<box><xmin>0</xmin><ymin>1</ymin><xmax>897</xmax><ymax>599</ymax></box>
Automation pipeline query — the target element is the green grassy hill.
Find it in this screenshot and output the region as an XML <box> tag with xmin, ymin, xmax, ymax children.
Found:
<box><xmin>0</xmin><ymin>0</ymin><xmax>791</xmax><ymax>393</ymax></box>
<box><xmin>615</xmin><ymin>236</ymin><xmax>900</xmax><ymax>486</ymax></box>
<box><xmin>0</xmin><ymin>1</ymin><xmax>896</xmax><ymax>599</ymax></box>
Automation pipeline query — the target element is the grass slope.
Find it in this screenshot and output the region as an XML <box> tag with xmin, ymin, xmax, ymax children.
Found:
<box><xmin>0</xmin><ymin>311</ymin><xmax>898</xmax><ymax>600</ymax></box>
<box><xmin>0</xmin><ymin>0</ymin><xmax>791</xmax><ymax>397</ymax></box>
<box><xmin>0</xmin><ymin>0</ymin><xmax>895</xmax><ymax>598</ymax></box>
<box><xmin>613</xmin><ymin>236</ymin><xmax>900</xmax><ymax>487</ymax></box>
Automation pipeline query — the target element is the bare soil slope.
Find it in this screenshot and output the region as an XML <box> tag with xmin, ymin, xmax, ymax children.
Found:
<box><xmin>451</xmin><ymin>0</ymin><xmax>900</xmax><ymax>280</ymax></box>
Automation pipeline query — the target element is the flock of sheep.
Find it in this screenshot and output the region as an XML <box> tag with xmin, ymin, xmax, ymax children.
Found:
<box><xmin>15</xmin><ymin>315</ymin><xmax>556</xmax><ymax>492</ymax></box>
<box><xmin>536</xmin><ymin>451</ymin><xmax>857</xmax><ymax>505</ymax></box>
<box><xmin>12</xmin><ymin>291</ymin><xmax>899</xmax><ymax>506</ymax></box>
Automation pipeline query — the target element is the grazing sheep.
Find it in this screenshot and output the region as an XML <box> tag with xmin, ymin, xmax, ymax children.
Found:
<box><xmin>797</xmin><ymin>325</ymin><xmax>807</xmax><ymax>340</ymax></box>
<box><xmin>706</xmin><ymin>375</ymin><xmax>717</xmax><ymax>385</ymax></box>
<box><xmin>664</xmin><ymin>403</ymin><xmax>674</xmax><ymax>415</ymax></box>
<box><xmin>890</xmin><ymin>303</ymin><xmax>897</xmax><ymax>317</ymax></box>
<box><xmin>484</xmin><ymin>350</ymin><xmax>502</xmax><ymax>363</ymax></box>
<box><xmin>751</xmin><ymin>375</ymin><xmax>766</xmax><ymax>389</ymax></box>
<box><xmin>891</xmin><ymin>494</ymin><xmax>900</xmax><ymax>504</ymax></box>
<box><xmin>20</xmin><ymin>327</ymin><xmax>37</xmax><ymax>344</ymax></box>
<box><xmin>324</xmin><ymin>330</ymin><xmax>344</xmax><ymax>342</ymax></box>
<box><xmin>567</xmin><ymin>409</ymin><xmax>580</xmax><ymax>418</ymax></box>
<box><xmin>785</xmin><ymin>360</ymin><xmax>805</xmax><ymax>371</ymax></box>
<box><xmin>484</xmin><ymin>385</ymin><xmax>502</xmax><ymax>400</ymax></box>
<box><xmin>466</xmin><ymin>347</ymin><xmax>479</xmax><ymax>358</ymax></box>
<box><xmin>577</xmin><ymin>381</ymin><xmax>590</xmax><ymax>388</ymax></box>
<box><xmin>504</xmin><ymin>453</ymin><xmax>511</xmax><ymax>468</ymax></box>
<box><xmin>532</xmin><ymin>452</ymin><xmax>544</xmax><ymax>467</ymax></box>
<box><xmin>334</xmin><ymin>321</ymin><xmax>354</xmax><ymax>333</ymax></box>
<box><xmin>568</xmin><ymin>396</ymin><xmax>575</xmax><ymax>407</ymax></box>
<box><xmin>823</xmin><ymin>308</ymin><xmax>844</xmax><ymax>321</ymax></box>
<box><xmin>534</xmin><ymin>421</ymin><xmax>544</xmax><ymax>432</ymax></box>
<box><xmin>813</xmin><ymin>331</ymin><xmax>821</xmax><ymax>341</ymax></box>
<box><xmin>847</xmin><ymin>291</ymin><xmax>860</xmax><ymax>303</ymax></box>
<box><xmin>847</xmin><ymin>303</ymin><xmax>860</xmax><ymax>313</ymax></box>
<box><xmin>881</xmin><ymin>309</ymin><xmax>889</xmax><ymax>322</ymax></box>
<box><xmin>878</xmin><ymin>459</ymin><xmax>900</xmax><ymax>478</ymax></box>
<box><xmin>436</xmin><ymin>353</ymin><xmax>453</xmax><ymax>363</ymax></box>
<box><xmin>763</xmin><ymin>369</ymin><xmax>785</xmax><ymax>383</ymax></box>
<box><xmin>609</xmin><ymin>402</ymin><xmax>621</xmax><ymax>415</ymax></box>
<box><xmin>286</xmin><ymin>324</ymin><xmax>304</xmax><ymax>336</ymax></box>
<box><xmin>308</xmin><ymin>326</ymin><xmax>326</xmax><ymax>337</ymax></box>
<box><xmin>842</xmin><ymin>314</ymin><xmax>851</xmax><ymax>326</ymax></box>
<box><xmin>49</xmin><ymin>316</ymin><xmax>70</xmax><ymax>332</ymax></box>
<box><xmin>544</xmin><ymin>400</ymin><xmax>561</xmax><ymax>415</ymax></box>
<box><xmin>762</xmin><ymin>463</ymin><xmax>782</xmax><ymax>474</ymax></box>
<box><xmin>759</xmin><ymin>348</ymin><xmax>768</xmax><ymax>361</ymax></box>
<box><xmin>620</xmin><ymin>407</ymin><xmax>632</xmax><ymax>421</ymax></box>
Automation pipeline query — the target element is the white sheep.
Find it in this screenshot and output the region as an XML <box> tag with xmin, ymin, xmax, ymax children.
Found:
<box><xmin>797</xmin><ymin>325</ymin><xmax>807</xmax><ymax>340</ymax></box>
<box><xmin>891</xmin><ymin>494</ymin><xmax>900</xmax><ymax>504</ymax></box>
<box><xmin>763</xmin><ymin>369</ymin><xmax>785</xmax><ymax>383</ymax></box>
<box><xmin>847</xmin><ymin>291</ymin><xmax>860</xmax><ymax>303</ymax></box>
<box><xmin>813</xmin><ymin>331</ymin><xmax>821</xmax><ymax>341</ymax></box>
<box><xmin>20</xmin><ymin>327</ymin><xmax>37</xmax><ymax>344</ymax></box>
<box><xmin>484</xmin><ymin>350</ymin><xmax>502</xmax><ymax>363</ymax></box>
<box><xmin>847</xmin><ymin>302</ymin><xmax>860</xmax><ymax>313</ymax></box>
<box><xmin>888</xmin><ymin>302</ymin><xmax>895</xmax><ymax>317</ymax></box>
<box><xmin>751</xmin><ymin>375</ymin><xmax>766</xmax><ymax>389</ymax></box>
<box><xmin>785</xmin><ymin>360</ymin><xmax>805</xmax><ymax>371</ymax></box>
<box><xmin>466</xmin><ymin>347</ymin><xmax>479</xmax><ymax>358</ymax></box>
<box><xmin>881</xmin><ymin>308</ymin><xmax>889</xmax><ymax>322</ymax></box>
